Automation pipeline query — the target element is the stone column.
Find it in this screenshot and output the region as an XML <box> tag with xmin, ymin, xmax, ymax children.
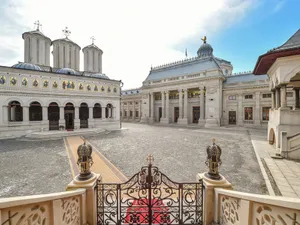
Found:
<box><xmin>139</xmin><ymin>100</ymin><xmax>142</xmax><ymax>119</ymax></box>
<box><xmin>178</xmin><ymin>89</ymin><xmax>183</xmax><ymax>119</ymax></box>
<box><xmin>133</xmin><ymin>103</ymin><xmax>136</xmax><ymax>120</ymax></box>
<box><xmin>10</xmin><ymin>106</ymin><xmax>15</xmax><ymax>121</ymax></box>
<box><xmin>101</xmin><ymin>107</ymin><xmax>106</xmax><ymax>120</ymax></box>
<box><xmin>59</xmin><ymin>106</ymin><xmax>65</xmax><ymax>128</ymax></box>
<box><xmin>271</xmin><ymin>90</ymin><xmax>275</xmax><ymax>109</ymax></box>
<box><xmin>237</xmin><ymin>94</ymin><xmax>243</xmax><ymax>126</ymax></box>
<box><xmin>280</xmin><ymin>84</ymin><xmax>288</xmax><ymax>109</ymax></box>
<box><xmin>88</xmin><ymin>107</ymin><xmax>94</xmax><ymax>128</ymax></box>
<box><xmin>149</xmin><ymin>92</ymin><xmax>155</xmax><ymax>123</ymax></box>
<box><xmin>275</xmin><ymin>88</ymin><xmax>280</xmax><ymax>109</ymax></box>
<box><xmin>127</xmin><ymin>102</ymin><xmax>129</xmax><ymax>119</ymax></box>
<box><xmin>161</xmin><ymin>91</ymin><xmax>165</xmax><ymax>119</ymax></box>
<box><xmin>199</xmin><ymin>87</ymin><xmax>205</xmax><ymax>126</ymax></box>
<box><xmin>295</xmin><ymin>88</ymin><xmax>300</xmax><ymax>109</ymax></box>
<box><xmin>42</xmin><ymin>106</ymin><xmax>48</xmax><ymax>130</ymax></box>
<box><xmin>165</xmin><ymin>91</ymin><xmax>170</xmax><ymax>123</ymax></box>
<box><xmin>74</xmin><ymin>106</ymin><xmax>80</xmax><ymax>129</ymax></box>
<box><xmin>254</xmin><ymin>92</ymin><xmax>261</xmax><ymax>126</ymax></box>
<box><xmin>108</xmin><ymin>107</ymin><xmax>112</xmax><ymax>118</ymax></box>
<box><xmin>2</xmin><ymin>105</ymin><xmax>8</xmax><ymax>125</ymax></box>
<box><xmin>183</xmin><ymin>89</ymin><xmax>188</xmax><ymax>119</ymax></box>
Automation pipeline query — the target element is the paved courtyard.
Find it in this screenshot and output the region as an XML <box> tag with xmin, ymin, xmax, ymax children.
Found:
<box><xmin>0</xmin><ymin>123</ymin><xmax>268</xmax><ymax>198</ymax></box>
<box><xmin>87</xmin><ymin>123</ymin><xmax>267</xmax><ymax>194</ymax></box>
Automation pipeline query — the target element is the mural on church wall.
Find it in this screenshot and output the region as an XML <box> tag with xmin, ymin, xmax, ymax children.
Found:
<box><xmin>33</xmin><ymin>79</ymin><xmax>39</xmax><ymax>87</ymax></box>
<box><xmin>22</xmin><ymin>78</ymin><xmax>28</xmax><ymax>86</ymax></box>
<box><xmin>62</xmin><ymin>80</ymin><xmax>75</xmax><ymax>90</ymax></box>
<box><xmin>94</xmin><ymin>85</ymin><xmax>98</xmax><ymax>91</ymax></box>
<box><xmin>43</xmin><ymin>80</ymin><xmax>49</xmax><ymax>88</ymax></box>
<box><xmin>0</xmin><ymin>75</ymin><xmax>6</xmax><ymax>85</ymax></box>
<box><xmin>79</xmin><ymin>83</ymin><xmax>84</xmax><ymax>90</ymax></box>
<box><xmin>10</xmin><ymin>77</ymin><xmax>17</xmax><ymax>86</ymax></box>
<box><xmin>52</xmin><ymin>81</ymin><xmax>58</xmax><ymax>88</ymax></box>
<box><xmin>87</xmin><ymin>84</ymin><xmax>91</xmax><ymax>91</ymax></box>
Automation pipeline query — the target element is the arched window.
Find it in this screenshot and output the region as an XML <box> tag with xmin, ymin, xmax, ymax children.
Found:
<box><xmin>8</xmin><ymin>101</ymin><xmax>23</xmax><ymax>122</ymax></box>
<box><xmin>93</xmin><ymin>103</ymin><xmax>102</xmax><ymax>118</ymax></box>
<box><xmin>29</xmin><ymin>101</ymin><xmax>42</xmax><ymax>121</ymax></box>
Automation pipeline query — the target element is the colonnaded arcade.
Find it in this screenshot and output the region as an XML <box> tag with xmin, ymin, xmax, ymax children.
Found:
<box><xmin>0</xmin><ymin>22</ymin><xmax>121</xmax><ymax>138</ymax></box>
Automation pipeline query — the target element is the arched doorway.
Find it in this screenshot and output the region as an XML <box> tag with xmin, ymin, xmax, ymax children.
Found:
<box><xmin>93</xmin><ymin>103</ymin><xmax>102</xmax><ymax>118</ymax></box>
<box><xmin>8</xmin><ymin>101</ymin><xmax>23</xmax><ymax>121</ymax></box>
<box><xmin>65</xmin><ymin>103</ymin><xmax>74</xmax><ymax>130</ymax></box>
<box><xmin>29</xmin><ymin>101</ymin><xmax>42</xmax><ymax>121</ymax></box>
<box><xmin>80</xmin><ymin>103</ymin><xmax>89</xmax><ymax>128</ymax></box>
<box><xmin>269</xmin><ymin>128</ymin><xmax>276</xmax><ymax>145</ymax></box>
<box><xmin>106</xmin><ymin>104</ymin><xmax>113</xmax><ymax>118</ymax></box>
<box><xmin>48</xmin><ymin>102</ymin><xmax>59</xmax><ymax>130</ymax></box>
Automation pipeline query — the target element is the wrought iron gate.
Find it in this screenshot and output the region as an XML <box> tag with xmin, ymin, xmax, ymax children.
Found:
<box><xmin>97</xmin><ymin>163</ymin><xmax>203</xmax><ymax>225</ymax></box>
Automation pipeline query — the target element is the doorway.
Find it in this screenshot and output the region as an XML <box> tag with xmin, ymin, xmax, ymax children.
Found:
<box><xmin>158</xmin><ymin>107</ymin><xmax>162</xmax><ymax>122</ymax></box>
<box><xmin>174</xmin><ymin>107</ymin><xmax>179</xmax><ymax>123</ymax></box>
<box><xmin>48</xmin><ymin>102</ymin><xmax>59</xmax><ymax>130</ymax></box>
<box><xmin>80</xmin><ymin>103</ymin><xmax>89</xmax><ymax>128</ymax></box>
<box><xmin>65</xmin><ymin>103</ymin><xmax>74</xmax><ymax>130</ymax></box>
<box><xmin>228</xmin><ymin>111</ymin><xmax>236</xmax><ymax>125</ymax></box>
<box><xmin>193</xmin><ymin>106</ymin><xmax>200</xmax><ymax>123</ymax></box>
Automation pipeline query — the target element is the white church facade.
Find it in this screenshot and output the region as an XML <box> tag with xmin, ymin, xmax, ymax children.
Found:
<box><xmin>0</xmin><ymin>22</ymin><xmax>121</xmax><ymax>139</ymax></box>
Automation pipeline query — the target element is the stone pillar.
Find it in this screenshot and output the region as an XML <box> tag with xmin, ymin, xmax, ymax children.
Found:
<box><xmin>101</xmin><ymin>107</ymin><xmax>106</xmax><ymax>120</ymax></box>
<box><xmin>67</xmin><ymin>173</ymin><xmax>101</xmax><ymax>225</ymax></box>
<box><xmin>108</xmin><ymin>107</ymin><xmax>112</xmax><ymax>118</ymax></box>
<box><xmin>271</xmin><ymin>90</ymin><xmax>275</xmax><ymax>109</ymax></box>
<box><xmin>42</xmin><ymin>106</ymin><xmax>48</xmax><ymax>130</ymax></box>
<box><xmin>197</xmin><ymin>173</ymin><xmax>232</xmax><ymax>225</ymax></box>
<box><xmin>275</xmin><ymin>88</ymin><xmax>280</xmax><ymax>109</ymax></box>
<box><xmin>2</xmin><ymin>105</ymin><xmax>8</xmax><ymax>125</ymax></box>
<box><xmin>59</xmin><ymin>106</ymin><xmax>65</xmax><ymax>128</ymax></box>
<box><xmin>199</xmin><ymin>87</ymin><xmax>205</xmax><ymax>126</ymax></box>
<box><xmin>88</xmin><ymin>107</ymin><xmax>94</xmax><ymax>127</ymax></box>
<box><xmin>10</xmin><ymin>106</ymin><xmax>16</xmax><ymax>121</ymax></box>
<box><xmin>254</xmin><ymin>92</ymin><xmax>260</xmax><ymax>126</ymax></box>
<box><xmin>139</xmin><ymin>100</ymin><xmax>142</xmax><ymax>119</ymax></box>
<box><xmin>23</xmin><ymin>106</ymin><xmax>29</xmax><ymax>125</ymax></box>
<box><xmin>237</xmin><ymin>94</ymin><xmax>243</xmax><ymax>126</ymax></box>
<box><xmin>127</xmin><ymin>102</ymin><xmax>129</xmax><ymax>119</ymax></box>
<box><xmin>149</xmin><ymin>92</ymin><xmax>155</xmax><ymax>123</ymax></box>
<box><xmin>280</xmin><ymin>84</ymin><xmax>287</xmax><ymax>109</ymax></box>
<box><xmin>183</xmin><ymin>89</ymin><xmax>188</xmax><ymax>119</ymax></box>
<box><xmin>161</xmin><ymin>91</ymin><xmax>165</xmax><ymax>122</ymax></box>
<box><xmin>295</xmin><ymin>88</ymin><xmax>300</xmax><ymax>109</ymax></box>
<box><xmin>133</xmin><ymin>103</ymin><xmax>136</xmax><ymax>120</ymax></box>
<box><xmin>74</xmin><ymin>106</ymin><xmax>80</xmax><ymax>129</ymax></box>
<box><xmin>178</xmin><ymin>89</ymin><xmax>183</xmax><ymax>119</ymax></box>
<box><xmin>140</xmin><ymin>94</ymin><xmax>149</xmax><ymax>123</ymax></box>
<box><xmin>165</xmin><ymin>91</ymin><xmax>170</xmax><ymax>123</ymax></box>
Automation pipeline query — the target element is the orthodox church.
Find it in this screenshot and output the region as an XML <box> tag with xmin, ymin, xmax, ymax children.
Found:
<box><xmin>0</xmin><ymin>21</ymin><xmax>121</xmax><ymax>139</ymax></box>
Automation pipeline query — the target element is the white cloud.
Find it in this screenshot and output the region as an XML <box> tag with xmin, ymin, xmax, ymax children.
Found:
<box><xmin>0</xmin><ymin>0</ymin><xmax>255</xmax><ymax>89</ymax></box>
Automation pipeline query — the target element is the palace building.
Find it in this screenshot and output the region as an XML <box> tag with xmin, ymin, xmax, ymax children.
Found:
<box><xmin>0</xmin><ymin>22</ymin><xmax>121</xmax><ymax>139</ymax></box>
<box><xmin>121</xmin><ymin>36</ymin><xmax>297</xmax><ymax>128</ymax></box>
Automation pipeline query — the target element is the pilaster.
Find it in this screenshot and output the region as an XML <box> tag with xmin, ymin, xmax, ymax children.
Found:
<box><xmin>237</xmin><ymin>94</ymin><xmax>243</xmax><ymax>126</ymax></box>
<box><xmin>101</xmin><ymin>107</ymin><xmax>106</xmax><ymax>120</ymax></box>
<box><xmin>59</xmin><ymin>106</ymin><xmax>65</xmax><ymax>128</ymax></box>
<box><xmin>88</xmin><ymin>107</ymin><xmax>94</xmax><ymax>127</ymax></box>
<box><xmin>149</xmin><ymin>92</ymin><xmax>155</xmax><ymax>123</ymax></box>
<box><xmin>74</xmin><ymin>106</ymin><xmax>80</xmax><ymax>129</ymax></box>
<box><xmin>198</xmin><ymin>87</ymin><xmax>205</xmax><ymax>126</ymax></box>
<box><xmin>254</xmin><ymin>92</ymin><xmax>261</xmax><ymax>126</ymax></box>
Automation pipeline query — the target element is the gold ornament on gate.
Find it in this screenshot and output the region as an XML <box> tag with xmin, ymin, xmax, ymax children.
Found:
<box><xmin>205</xmin><ymin>138</ymin><xmax>222</xmax><ymax>180</ymax></box>
<box><xmin>77</xmin><ymin>139</ymin><xmax>94</xmax><ymax>180</ymax></box>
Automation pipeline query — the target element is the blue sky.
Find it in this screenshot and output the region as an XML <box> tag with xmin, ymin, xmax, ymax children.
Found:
<box><xmin>181</xmin><ymin>0</ymin><xmax>300</xmax><ymax>73</ymax></box>
<box><xmin>0</xmin><ymin>0</ymin><xmax>299</xmax><ymax>89</ymax></box>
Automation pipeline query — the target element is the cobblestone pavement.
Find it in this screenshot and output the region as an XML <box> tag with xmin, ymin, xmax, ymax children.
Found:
<box><xmin>0</xmin><ymin>139</ymin><xmax>72</xmax><ymax>198</ymax></box>
<box><xmin>87</xmin><ymin>123</ymin><xmax>268</xmax><ymax>194</ymax></box>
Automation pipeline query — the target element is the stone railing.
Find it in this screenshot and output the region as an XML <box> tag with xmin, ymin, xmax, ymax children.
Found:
<box><xmin>0</xmin><ymin>189</ymin><xmax>86</xmax><ymax>225</ymax></box>
<box><xmin>214</xmin><ymin>188</ymin><xmax>300</xmax><ymax>225</ymax></box>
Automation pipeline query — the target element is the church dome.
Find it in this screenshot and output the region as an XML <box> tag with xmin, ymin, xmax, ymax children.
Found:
<box><xmin>12</xmin><ymin>62</ymin><xmax>43</xmax><ymax>71</ymax></box>
<box><xmin>89</xmin><ymin>73</ymin><xmax>109</xmax><ymax>79</ymax></box>
<box><xmin>56</xmin><ymin>68</ymin><xmax>79</xmax><ymax>75</ymax></box>
<box><xmin>197</xmin><ymin>37</ymin><xmax>214</xmax><ymax>58</ymax></box>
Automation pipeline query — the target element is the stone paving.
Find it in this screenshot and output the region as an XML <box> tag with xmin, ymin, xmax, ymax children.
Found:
<box><xmin>0</xmin><ymin>139</ymin><xmax>72</xmax><ymax>198</ymax></box>
<box><xmin>251</xmin><ymin>133</ymin><xmax>300</xmax><ymax>198</ymax></box>
<box><xmin>86</xmin><ymin>123</ymin><xmax>268</xmax><ymax>194</ymax></box>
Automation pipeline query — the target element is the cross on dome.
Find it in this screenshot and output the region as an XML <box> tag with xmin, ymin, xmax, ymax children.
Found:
<box><xmin>34</xmin><ymin>20</ymin><xmax>42</xmax><ymax>31</ymax></box>
<box><xmin>62</xmin><ymin>27</ymin><xmax>71</xmax><ymax>38</ymax></box>
<box><xmin>90</xmin><ymin>36</ymin><xmax>95</xmax><ymax>45</ymax></box>
<box><xmin>201</xmin><ymin>36</ymin><xmax>207</xmax><ymax>44</ymax></box>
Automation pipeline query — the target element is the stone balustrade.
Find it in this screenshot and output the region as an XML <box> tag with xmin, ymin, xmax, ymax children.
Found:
<box><xmin>214</xmin><ymin>188</ymin><xmax>300</xmax><ymax>225</ymax></box>
<box><xmin>0</xmin><ymin>188</ymin><xmax>86</xmax><ymax>225</ymax></box>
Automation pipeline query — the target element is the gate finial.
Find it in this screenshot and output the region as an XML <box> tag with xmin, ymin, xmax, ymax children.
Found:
<box><xmin>205</xmin><ymin>138</ymin><xmax>222</xmax><ymax>180</ymax></box>
<box><xmin>147</xmin><ymin>154</ymin><xmax>154</xmax><ymax>165</ymax></box>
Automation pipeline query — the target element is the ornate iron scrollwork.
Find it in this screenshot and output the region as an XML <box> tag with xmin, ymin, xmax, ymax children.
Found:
<box><xmin>97</xmin><ymin>155</ymin><xmax>203</xmax><ymax>225</ymax></box>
